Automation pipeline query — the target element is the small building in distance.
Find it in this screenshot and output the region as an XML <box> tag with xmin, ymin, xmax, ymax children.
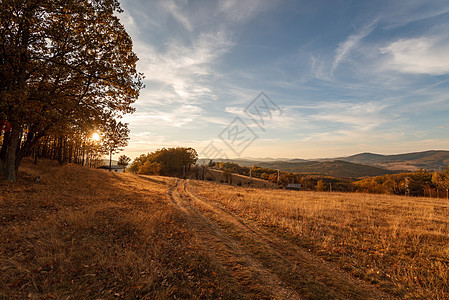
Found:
<box><xmin>97</xmin><ymin>165</ymin><xmax>126</xmax><ymax>173</ymax></box>
<box><xmin>286</xmin><ymin>183</ymin><xmax>302</xmax><ymax>191</ymax></box>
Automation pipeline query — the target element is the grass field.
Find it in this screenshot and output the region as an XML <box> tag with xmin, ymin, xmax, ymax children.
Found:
<box><xmin>2</xmin><ymin>160</ymin><xmax>448</xmax><ymax>299</ymax></box>
<box><xmin>188</xmin><ymin>180</ymin><xmax>449</xmax><ymax>299</ymax></box>
<box><xmin>0</xmin><ymin>160</ymin><xmax>241</xmax><ymax>298</ymax></box>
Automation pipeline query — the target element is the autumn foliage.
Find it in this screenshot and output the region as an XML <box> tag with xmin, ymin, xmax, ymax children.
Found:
<box><xmin>129</xmin><ymin>147</ymin><xmax>198</xmax><ymax>176</ymax></box>
<box><xmin>0</xmin><ymin>0</ymin><xmax>143</xmax><ymax>181</ymax></box>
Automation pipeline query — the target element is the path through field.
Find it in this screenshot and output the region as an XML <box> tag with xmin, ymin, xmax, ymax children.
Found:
<box><xmin>168</xmin><ymin>179</ymin><xmax>392</xmax><ymax>299</ymax></box>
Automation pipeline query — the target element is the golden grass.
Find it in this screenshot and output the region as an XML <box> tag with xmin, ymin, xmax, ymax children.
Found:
<box><xmin>188</xmin><ymin>180</ymin><xmax>449</xmax><ymax>299</ymax></box>
<box><xmin>0</xmin><ymin>159</ymin><xmax>241</xmax><ymax>298</ymax></box>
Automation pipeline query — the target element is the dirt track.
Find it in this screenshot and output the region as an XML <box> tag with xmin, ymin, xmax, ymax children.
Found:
<box><xmin>168</xmin><ymin>179</ymin><xmax>393</xmax><ymax>299</ymax></box>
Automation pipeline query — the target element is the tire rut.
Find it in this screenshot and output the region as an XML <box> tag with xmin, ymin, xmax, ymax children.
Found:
<box><xmin>168</xmin><ymin>179</ymin><xmax>301</xmax><ymax>299</ymax></box>
<box><xmin>184</xmin><ymin>180</ymin><xmax>394</xmax><ymax>300</ymax></box>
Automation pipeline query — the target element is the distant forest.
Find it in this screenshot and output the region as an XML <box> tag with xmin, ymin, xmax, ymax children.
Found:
<box><xmin>211</xmin><ymin>161</ymin><xmax>449</xmax><ymax>198</ymax></box>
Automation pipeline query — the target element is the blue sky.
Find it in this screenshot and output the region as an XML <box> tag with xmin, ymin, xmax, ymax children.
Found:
<box><xmin>117</xmin><ymin>0</ymin><xmax>449</xmax><ymax>160</ymax></box>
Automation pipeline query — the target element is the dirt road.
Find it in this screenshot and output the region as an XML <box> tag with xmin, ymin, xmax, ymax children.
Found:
<box><xmin>169</xmin><ymin>179</ymin><xmax>392</xmax><ymax>299</ymax></box>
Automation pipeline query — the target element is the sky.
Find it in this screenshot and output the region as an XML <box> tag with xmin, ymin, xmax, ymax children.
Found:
<box><xmin>116</xmin><ymin>0</ymin><xmax>449</xmax><ymax>160</ymax></box>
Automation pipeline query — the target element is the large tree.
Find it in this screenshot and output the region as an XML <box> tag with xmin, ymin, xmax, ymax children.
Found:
<box><xmin>0</xmin><ymin>0</ymin><xmax>143</xmax><ymax>181</ymax></box>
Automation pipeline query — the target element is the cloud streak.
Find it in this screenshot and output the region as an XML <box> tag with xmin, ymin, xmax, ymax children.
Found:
<box><xmin>331</xmin><ymin>20</ymin><xmax>378</xmax><ymax>73</ymax></box>
<box><xmin>380</xmin><ymin>36</ymin><xmax>449</xmax><ymax>75</ymax></box>
<box><xmin>160</xmin><ymin>0</ymin><xmax>193</xmax><ymax>32</ymax></box>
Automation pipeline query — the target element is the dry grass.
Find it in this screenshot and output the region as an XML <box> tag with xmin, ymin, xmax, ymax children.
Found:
<box><xmin>0</xmin><ymin>159</ymin><xmax>241</xmax><ymax>299</ymax></box>
<box><xmin>189</xmin><ymin>180</ymin><xmax>449</xmax><ymax>299</ymax></box>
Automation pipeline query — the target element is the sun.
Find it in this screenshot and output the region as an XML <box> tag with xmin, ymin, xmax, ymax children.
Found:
<box><xmin>91</xmin><ymin>132</ymin><xmax>101</xmax><ymax>141</ymax></box>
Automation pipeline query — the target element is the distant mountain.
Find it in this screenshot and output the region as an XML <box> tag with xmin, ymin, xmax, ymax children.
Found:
<box><xmin>288</xmin><ymin>158</ymin><xmax>309</xmax><ymax>163</ymax></box>
<box><xmin>338</xmin><ymin>150</ymin><xmax>449</xmax><ymax>171</ymax></box>
<box><xmin>199</xmin><ymin>150</ymin><xmax>449</xmax><ymax>178</ymax></box>
<box><xmin>199</xmin><ymin>158</ymin><xmax>395</xmax><ymax>178</ymax></box>
<box><xmin>197</xmin><ymin>158</ymin><xmax>256</xmax><ymax>166</ymax></box>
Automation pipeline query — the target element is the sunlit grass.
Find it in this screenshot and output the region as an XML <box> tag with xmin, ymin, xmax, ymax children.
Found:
<box><xmin>189</xmin><ymin>180</ymin><xmax>449</xmax><ymax>298</ymax></box>
<box><xmin>0</xmin><ymin>159</ymin><xmax>238</xmax><ymax>298</ymax></box>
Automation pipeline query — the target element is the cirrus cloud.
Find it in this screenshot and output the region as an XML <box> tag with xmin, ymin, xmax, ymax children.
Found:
<box><xmin>380</xmin><ymin>36</ymin><xmax>449</xmax><ymax>75</ymax></box>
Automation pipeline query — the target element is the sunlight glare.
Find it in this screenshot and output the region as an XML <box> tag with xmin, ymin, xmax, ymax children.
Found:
<box><xmin>91</xmin><ymin>132</ymin><xmax>101</xmax><ymax>141</ymax></box>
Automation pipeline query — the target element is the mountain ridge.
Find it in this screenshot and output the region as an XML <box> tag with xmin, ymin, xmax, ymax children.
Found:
<box><xmin>200</xmin><ymin>150</ymin><xmax>449</xmax><ymax>177</ymax></box>
<box><xmin>337</xmin><ymin>150</ymin><xmax>449</xmax><ymax>171</ymax></box>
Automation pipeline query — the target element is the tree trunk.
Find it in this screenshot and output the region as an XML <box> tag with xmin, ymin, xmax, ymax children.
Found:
<box><xmin>81</xmin><ymin>142</ymin><xmax>85</xmax><ymax>166</ymax></box>
<box><xmin>109</xmin><ymin>150</ymin><xmax>112</xmax><ymax>171</ymax></box>
<box><xmin>0</xmin><ymin>129</ymin><xmax>10</xmax><ymax>163</ymax></box>
<box><xmin>57</xmin><ymin>136</ymin><xmax>63</xmax><ymax>165</ymax></box>
<box><xmin>15</xmin><ymin>130</ymin><xmax>45</xmax><ymax>173</ymax></box>
<box><xmin>3</xmin><ymin>125</ymin><xmax>21</xmax><ymax>182</ymax></box>
<box><xmin>0</xmin><ymin>130</ymin><xmax>10</xmax><ymax>177</ymax></box>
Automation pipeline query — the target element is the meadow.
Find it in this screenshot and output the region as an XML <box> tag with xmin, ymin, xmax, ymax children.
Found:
<box><xmin>2</xmin><ymin>159</ymin><xmax>448</xmax><ymax>299</ymax></box>
<box><xmin>0</xmin><ymin>160</ymin><xmax>242</xmax><ymax>298</ymax></box>
<box><xmin>188</xmin><ymin>180</ymin><xmax>449</xmax><ymax>299</ymax></box>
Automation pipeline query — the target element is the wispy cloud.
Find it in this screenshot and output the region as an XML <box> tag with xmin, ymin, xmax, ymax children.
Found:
<box><xmin>123</xmin><ymin>104</ymin><xmax>203</xmax><ymax>128</ymax></box>
<box><xmin>218</xmin><ymin>0</ymin><xmax>276</xmax><ymax>23</ymax></box>
<box><xmin>135</xmin><ymin>29</ymin><xmax>235</xmax><ymax>103</ymax></box>
<box><xmin>331</xmin><ymin>20</ymin><xmax>378</xmax><ymax>73</ymax></box>
<box><xmin>159</xmin><ymin>0</ymin><xmax>193</xmax><ymax>31</ymax></box>
<box><xmin>116</xmin><ymin>0</ymin><xmax>449</xmax><ymax>160</ymax></box>
<box><xmin>381</xmin><ymin>1</ymin><xmax>449</xmax><ymax>29</ymax></box>
<box><xmin>306</xmin><ymin>102</ymin><xmax>389</xmax><ymax>132</ymax></box>
<box><xmin>380</xmin><ymin>36</ymin><xmax>449</xmax><ymax>75</ymax></box>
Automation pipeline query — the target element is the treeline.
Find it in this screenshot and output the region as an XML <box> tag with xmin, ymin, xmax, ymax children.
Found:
<box><xmin>355</xmin><ymin>168</ymin><xmax>449</xmax><ymax>197</ymax></box>
<box><xmin>129</xmin><ymin>147</ymin><xmax>198</xmax><ymax>176</ymax></box>
<box><xmin>212</xmin><ymin>162</ymin><xmax>354</xmax><ymax>192</ymax></box>
<box><xmin>212</xmin><ymin>161</ymin><xmax>449</xmax><ymax>197</ymax></box>
<box><xmin>0</xmin><ymin>0</ymin><xmax>142</xmax><ymax>181</ymax></box>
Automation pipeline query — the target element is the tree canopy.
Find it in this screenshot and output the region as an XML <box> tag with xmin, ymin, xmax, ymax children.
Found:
<box><xmin>129</xmin><ymin>147</ymin><xmax>198</xmax><ymax>176</ymax></box>
<box><xmin>117</xmin><ymin>155</ymin><xmax>131</xmax><ymax>168</ymax></box>
<box><xmin>0</xmin><ymin>0</ymin><xmax>143</xmax><ymax>181</ymax></box>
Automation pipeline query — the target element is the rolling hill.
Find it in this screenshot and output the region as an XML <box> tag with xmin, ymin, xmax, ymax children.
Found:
<box><xmin>338</xmin><ymin>150</ymin><xmax>449</xmax><ymax>171</ymax></box>
<box><xmin>253</xmin><ymin>160</ymin><xmax>396</xmax><ymax>178</ymax></box>
<box><xmin>200</xmin><ymin>158</ymin><xmax>395</xmax><ymax>178</ymax></box>
<box><xmin>200</xmin><ymin>150</ymin><xmax>449</xmax><ymax>176</ymax></box>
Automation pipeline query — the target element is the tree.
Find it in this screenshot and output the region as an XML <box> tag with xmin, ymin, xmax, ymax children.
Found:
<box><xmin>268</xmin><ymin>173</ymin><xmax>278</xmax><ymax>183</ymax></box>
<box><xmin>102</xmin><ymin>120</ymin><xmax>130</xmax><ymax>172</ymax></box>
<box><xmin>316</xmin><ymin>180</ymin><xmax>328</xmax><ymax>192</ymax></box>
<box><xmin>0</xmin><ymin>0</ymin><xmax>143</xmax><ymax>181</ymax></box>
<box><xmin>382</xmin><ymin>178</ymin><xmax>396</xmax><ymax>194</ymax></box>
<box><xmin>118</xmin><ymin>155</ymin><xmax>131</xmax><ymax>168</ymax></box>
<box><xmin>432</xmin><ymin>166</ymin><xmax>449</xmax><ymax>199</ymax></box>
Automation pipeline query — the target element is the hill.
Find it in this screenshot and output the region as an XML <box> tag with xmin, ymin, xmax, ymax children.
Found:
<box><xmin>339</xmin><ymin>150</ymin><xmax>449</xmax><ymax>171</ymax></box>
<box><xmin>200</xmin><ymin>150</ymin><xmax>449</xmax><ymax>176</ymax></box>
<box><xmin>201</xmin><ymin>158</ymin><xmax>395</xmax><ymax>178</ymax></box>
<box><xmin>254</xmin><ymin>160</ymin><xmax>396</xmax><ymax>178</ymax></box>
